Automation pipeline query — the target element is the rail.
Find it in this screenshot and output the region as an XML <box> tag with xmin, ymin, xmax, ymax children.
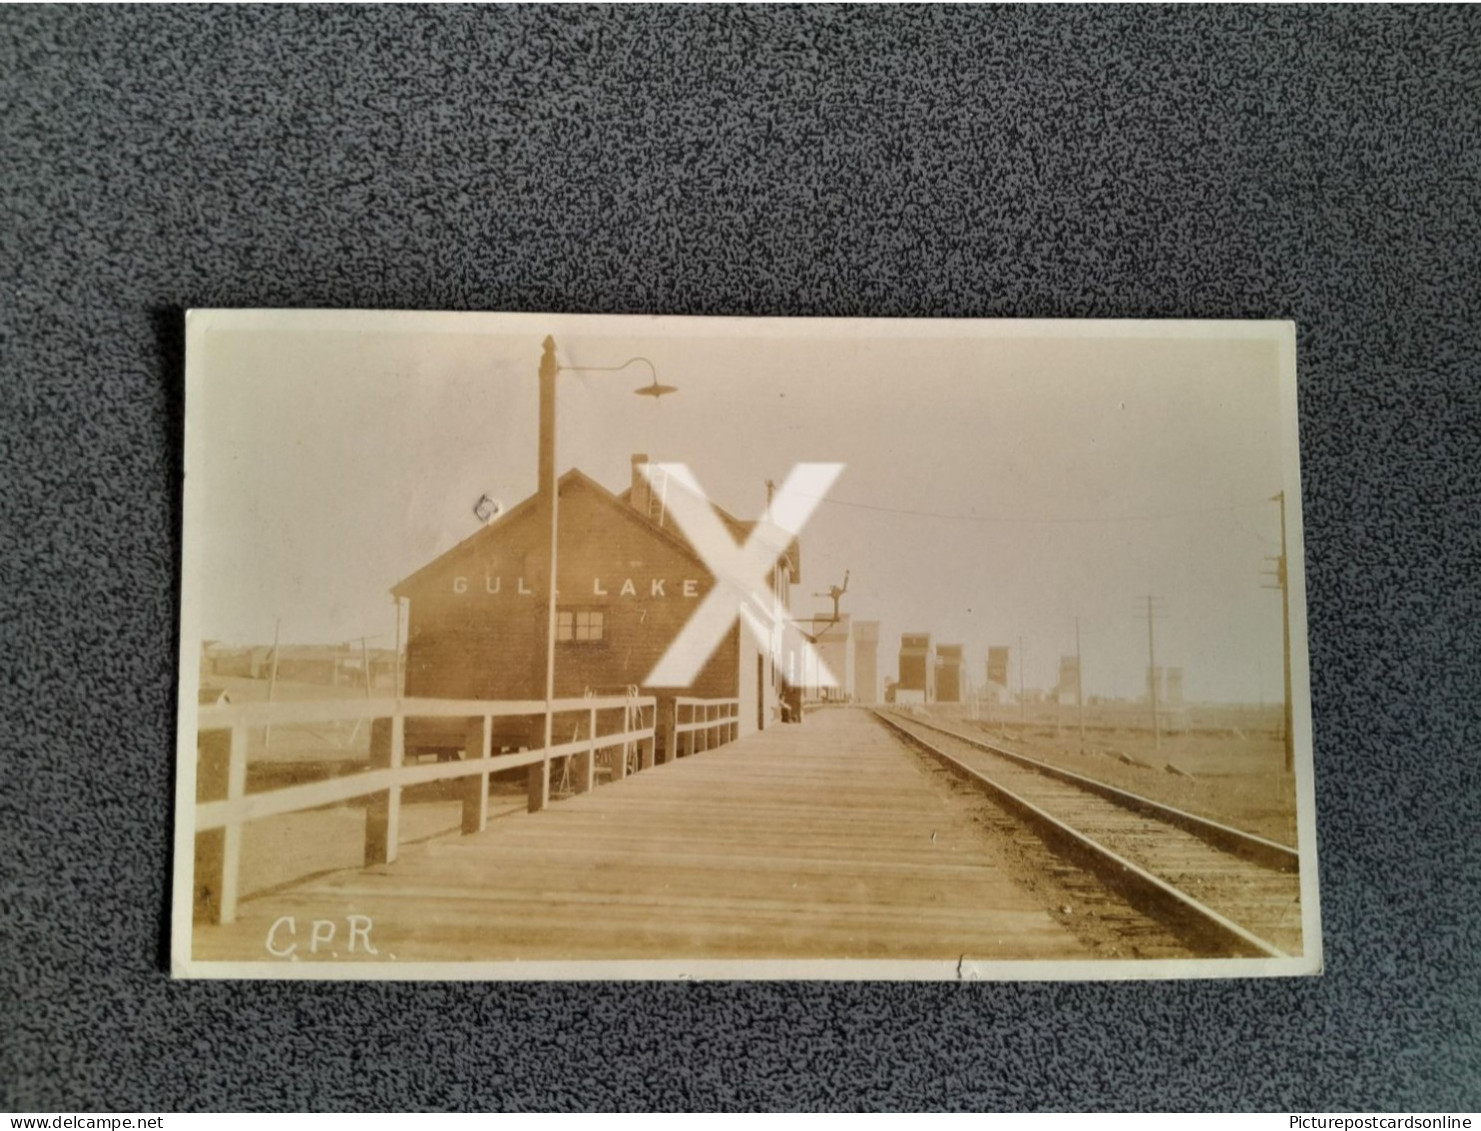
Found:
<box><xmin>891</xmin><ymin>710</ymin><xmax>1298</xmax><ymax>871</ymax></box>
<box><xmin>194</xmin><ymin>694</ymin><xmax>657</xmax><ymax>925</ymax></box>
<box><xmin>872</xmin><ymin>710</ymin><xmax>1292</xmax><ymax>958</ymax></box>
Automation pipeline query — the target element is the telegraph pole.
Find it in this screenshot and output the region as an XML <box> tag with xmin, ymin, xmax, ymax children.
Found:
<box><xmin>1076</xmin><ymin>616</ymin><xmax>1086</xmax><ymax>754</ymax></box>
<box><xmin>1144</xmin><ymin>597</ymin><xmax>1161</xmax><ymax>751</ymax></box>
<box><xmin>1018</xmin><ymin>635</ymin><xmax>1026</xmax><ymax>732</ymax></box>
<box><xmin>264</xmin><ymin>617</ymin><xmax>282</xmax><ymax>752</ymax></box>
<box><xmin>393</xmin><ymin>596</ymin><xmax>404</xmax><ymax>698</ymax></box>
<box><xmin>1266</xmin><ymin>491</ymin><xmax>1295</xmax><ymax>774</ymax></box>
<box><xmin>346</xmin><ymin>634</ymin><xmax>377</xmax><ymax>747</ymax></box>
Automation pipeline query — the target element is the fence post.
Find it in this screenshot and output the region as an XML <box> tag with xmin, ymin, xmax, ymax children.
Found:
<box><xmin>574</xmin><ymin>705</ymin><xmax>597</xmax><ymax>793</ymax></box>
<box><xmin>662</xmin><ymin>699</ymin><xmax>678</xmax><ymax>764</ymax></box>
<box><xmin>221</xmin><ymin>724</ymin><xmax>247</xmax><ymax>921</ymax></box>
<box><xmin>366</xmin><ymin>714</ymin><xmax>403</xmax><ymax>865</ymax></box>
<box><xmin>528</xmin><ymin>709</ymin><xmax>551</xmax><ymax>812</ymax></box>
<box><xmin>193</xmin><ymin>724</ymin><xmax>246</xmax><ymax>925</ymax></box>
<box><xmin>639</xmin><ymin>703</ymin><xmax>656</xmax><ymax>771</ymax></box>
<box><xmin>462</xmin><ymin>716</ymin><xmax>490</xmax><ymax>834</ymax></box>
<box><xmin>612</xmin><ymin>703</ymin><xmax>632</xmax><ymax>783</ymax></box>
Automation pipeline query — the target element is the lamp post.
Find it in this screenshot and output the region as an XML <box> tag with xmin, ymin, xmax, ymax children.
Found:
<box><xmin>533</xmin><ymin>336</ymin><xmax>676</xmax><ymax>809</ymax></box>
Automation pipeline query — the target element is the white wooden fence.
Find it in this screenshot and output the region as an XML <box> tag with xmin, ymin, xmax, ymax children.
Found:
<box><xmin>193</xmin><ymin>693</ymin><xmax>739</xmax><ymax>925</ymax></box>
<box><xmin>671</xmin><ymin>696</ymin><xmax>741</xmax><ymax>757</ymax></box>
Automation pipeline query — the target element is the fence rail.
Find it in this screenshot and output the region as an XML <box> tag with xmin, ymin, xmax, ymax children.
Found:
<box><xmin>670</xmin><ymin>697</ymin><xmax>741</xmax><ymax>758</ymax></box>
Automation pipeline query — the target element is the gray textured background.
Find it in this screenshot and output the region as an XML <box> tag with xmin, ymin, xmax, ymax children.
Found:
<box><xmin>3</xmin><ymin>5</ymin><xmax>1479</xmax><ymax>1112</ymax></box>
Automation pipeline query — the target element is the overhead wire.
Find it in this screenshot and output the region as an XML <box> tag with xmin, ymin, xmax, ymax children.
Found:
<box><xmin>796</xmin><ymin>493</ymin><xmax>1280</xmax><ymax>527</ymax></box>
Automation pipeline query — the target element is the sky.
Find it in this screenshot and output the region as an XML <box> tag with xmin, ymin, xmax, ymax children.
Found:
<box><xmin>188</xmin><ymin>312</ymin><xmax>1299</xmax><ymax>704</ymax></box>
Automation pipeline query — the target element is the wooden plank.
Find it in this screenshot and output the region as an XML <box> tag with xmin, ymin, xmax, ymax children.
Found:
<box><xmin>193</xmin><ymin>708</ymin><xmax>1088</xmax><ymax>963</ymax></box>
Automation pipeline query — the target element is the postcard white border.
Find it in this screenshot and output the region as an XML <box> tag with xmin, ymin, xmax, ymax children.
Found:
<box><xmin>172</xmin><ymin>311</ymin><xmax>1321</xmax><ymax>981</ymax></box>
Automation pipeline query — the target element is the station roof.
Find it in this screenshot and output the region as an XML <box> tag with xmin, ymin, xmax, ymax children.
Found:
<box><xmin>390</xmin><ymin>467</ymin><xmax>799</xmax><ymax>600</ymax></box>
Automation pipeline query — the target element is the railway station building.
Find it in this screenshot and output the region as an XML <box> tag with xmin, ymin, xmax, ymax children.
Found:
<box><xmin>390</xmin><ymin>455</ymin><xmax>804</xmax><ymax>745</ymax></box>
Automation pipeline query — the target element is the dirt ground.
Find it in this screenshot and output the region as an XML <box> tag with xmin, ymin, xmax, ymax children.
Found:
<box><xmin>928</xmin><ymin>711</ymin><xmax>1298</xmax><ymax>846</ymax></box>
<box><xmin>233</xmin><ymin>780</ymin><xmax>536</xmax><ymax>900</ymax></box>
<box><xmin>198</xmin><ymin>675</ymin><xmax>578</xmax><ymax>900</ymax></box>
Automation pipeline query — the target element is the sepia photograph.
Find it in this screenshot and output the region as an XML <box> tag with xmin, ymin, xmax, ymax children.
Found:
<box><xmin>172</xmin><ymin>310</ymin><xmax>1319</xmax><ymax>979</ymax></box>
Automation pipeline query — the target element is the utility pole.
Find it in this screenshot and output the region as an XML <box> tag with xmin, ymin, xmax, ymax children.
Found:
<box><xmin>265</xmin><ymin>617</ymin><xmax>282</xmax><ymax>752</ymax></box>
<box><xmin>393</xmin><ymin>596</ymin><xmax>404</xmax><ymax>698</ymax></box>
<box><xmin>1018</xmin><ymin>635</ymin><xmax>1026</xmax><ymax>733</ymax></box>
<box><xmin>1076</xmin><ymin>616</ymin><xmax>1086</xmax><ymax>754</ymax></box>
<box><xmin>539</xmin><ymin>336</ymin><xmax>560</xmax><ymax>794</ymax></box>
<box><xmin>347</xmin><ymin>634</ymin><xmax>376</xmax><ymax>747</ymax></box>
<box><xmin>1265</xmin><ymin>491</ymin><xmax>1296</xmax><ymax>774</ymax></box>
<box><xmin>1144</xmin><ymin>597</ymin><xmax>1161</xmax><ymax>751</ymax></box>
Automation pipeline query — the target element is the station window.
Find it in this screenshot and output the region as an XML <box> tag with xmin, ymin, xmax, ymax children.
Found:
<box><xmin>557</xmin><ymin>609</ymin><xmax>605</xmax><ymax>643</ymax></box>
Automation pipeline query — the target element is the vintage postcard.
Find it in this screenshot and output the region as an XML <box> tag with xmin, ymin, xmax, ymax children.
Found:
<box><xmin>173</xmin><ymin>311</ymin><xmax>1320</xmax><ymax>980</ymax></box>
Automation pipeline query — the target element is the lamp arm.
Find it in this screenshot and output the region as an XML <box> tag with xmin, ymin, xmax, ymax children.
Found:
<box><xmin>558</xmin><ymin>357</ymin><xmax>659</xmax><ymax>381</ymax></box>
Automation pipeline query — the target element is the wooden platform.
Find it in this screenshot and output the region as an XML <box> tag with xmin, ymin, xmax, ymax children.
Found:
<box><xmin>192</xmin><ymin>707</ymin><xmax>1088</xmax><ymax>964</ymax></box>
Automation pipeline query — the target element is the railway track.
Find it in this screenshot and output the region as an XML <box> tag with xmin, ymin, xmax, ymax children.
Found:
<box><xmin>873</xmin><ymin>709</ymin><xmax>1303</xmax><ymax>959</ymax></box>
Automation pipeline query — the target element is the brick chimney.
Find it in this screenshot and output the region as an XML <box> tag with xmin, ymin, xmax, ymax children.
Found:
<box><xmin>630</xmin><ymin>453</ymin><xmax>652</xmax><ymax>517</ymax></box>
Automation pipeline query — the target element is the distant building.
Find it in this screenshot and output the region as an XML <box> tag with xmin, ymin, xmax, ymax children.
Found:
<box><xmin>985</xmin><ymin>646</ymin><xmax>1010</xmax><ymax>703</ymax></box>
<box><xmin>203</xmin><ymin>644</ymin><xmax>273</xmax><ymax>680</ymax></box>
<box><xmin>853</xmin><ymin>621</ymin><xmax>880</xmax><ymax>704</ymax></box>
<box><xmin>1146</xmin><ymin>665</ymin><xmax>1165</xmax><ymax>705</ymax></box>
<box><xmin>271</xmin><ymin>646</ymin><xmax>354</xmax><ymax>686</ymax></box>
<box><xmin>202</xmin><ymin>642</ymin><xmax>397</xmax><ymax>689</ymax></box>
<box><xmin>935</xmin><ymin>644</ymin><xmax>964</xmax><ymax>703</ymax></box>
<box><xmin>1056</xmin><ymin>655</ymin><xmax>1081</xmax><ymax>706</ymax></box>
<box><xmin>807</xmin><ymin>612</ymin><xmax>853</xmax><ymax>702</ymax></box>
<box><xmin>1166</xmin><ymin>667</ymin><xmax>1185</xmax><ymax>706</ymax></box>
<box><xmin>899</xmin><ymin>633</ymin><xmax>935</xmax><ymax>703</ymax></box>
